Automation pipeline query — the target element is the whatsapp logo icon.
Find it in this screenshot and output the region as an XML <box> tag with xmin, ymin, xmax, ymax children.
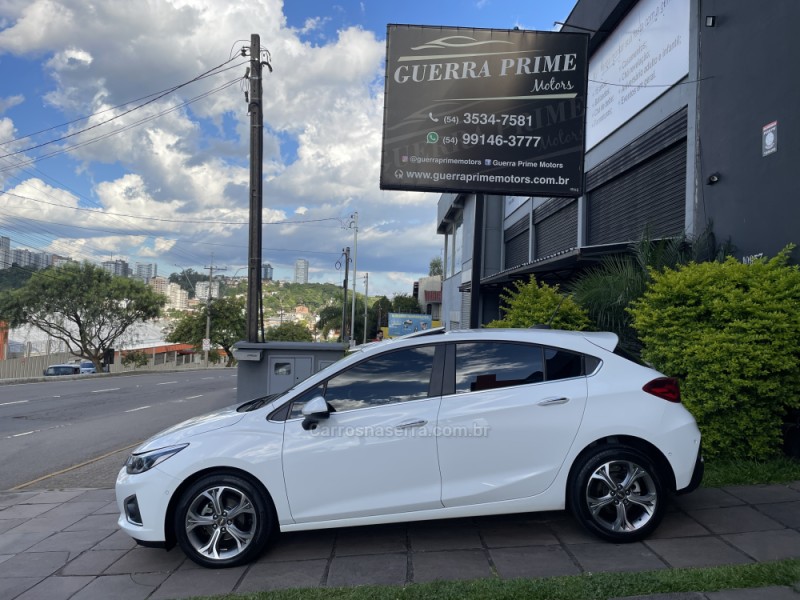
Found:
<box><xmin>426</xmin><ymin>132</ymin><xmax>439</xmax><ymax>144</ymax></box>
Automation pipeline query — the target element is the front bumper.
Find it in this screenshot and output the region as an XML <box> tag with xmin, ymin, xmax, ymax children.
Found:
<box><xmin>115</xmin><ymin>465</ymin><xmax>177</xmax><ymax>544</ymax></box>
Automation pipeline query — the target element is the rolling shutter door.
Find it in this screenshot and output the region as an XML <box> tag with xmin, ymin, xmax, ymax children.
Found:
<box><xmin>588</xmin><ymin>140</ymin><xmax>686</xmax><ymax>246</ymax></box>
<box><xmin>535</xmin><ymin>199</ymin><xmax>578</xmax><ymax>257</ymax></box>
<box><xmin>504</xmin><ymin>217</ymin><xmax>529</xmax><ymax>269</ymax></box>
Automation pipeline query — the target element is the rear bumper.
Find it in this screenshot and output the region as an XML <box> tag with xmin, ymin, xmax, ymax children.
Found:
<box><xmin>677</xmin><ymin>445</ymin><xmax>704</xmax><ymax>495</ymax></box>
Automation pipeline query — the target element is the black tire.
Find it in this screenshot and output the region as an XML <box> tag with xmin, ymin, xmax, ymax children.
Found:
<box><xmin>568</xmin><ymin>446</ymin><xmax>666</xmax><ymax>543</ymax></box>
<box><xmin>174</xmin><ymin>473</ymin><xmax>274</xmax><ymax>568</ymax></box>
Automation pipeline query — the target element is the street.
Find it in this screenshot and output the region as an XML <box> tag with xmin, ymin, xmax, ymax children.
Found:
<box><xmin>0</xmin><ymin>369</ymin><xmax>241</xmax><ymax>490</ymax></box>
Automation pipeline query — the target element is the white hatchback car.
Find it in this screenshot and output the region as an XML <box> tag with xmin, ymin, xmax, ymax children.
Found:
<box><xmin>116</xmin><ymin>328</ymin><xmax>703</xmax><ymax>568</ymax></box>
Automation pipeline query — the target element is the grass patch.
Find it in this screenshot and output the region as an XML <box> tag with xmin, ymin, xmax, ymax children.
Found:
<box><xmin>191</xmin><ymin>560</ymin><xmax>800</xmax><ymax>600</ymax></box>
<box><xmin>703</xmin><ymin>456</ymin><xmax>800</xmax><ymax>487</ymax></box>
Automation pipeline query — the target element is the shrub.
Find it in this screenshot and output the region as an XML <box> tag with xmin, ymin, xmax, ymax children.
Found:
<box><xmin>487</xmin><ymin>278</ymin><xmax>591</xmax><ymax>330</ymax></box>
<box><xmin>121</xmin><ymin>349</ymin><xmax>149</xmax><ymax>369</ymax></box>
<box><xmin>629</xmin><ymin>247</ymin><xmax>800</xmax><ymax>459</ymax></box>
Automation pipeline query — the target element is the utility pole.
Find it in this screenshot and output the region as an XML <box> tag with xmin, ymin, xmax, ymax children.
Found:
<box><xmin>341</xmin><ymin>247</ymin><xmax>350</xmax><ymax>343</ymax></box>
<box><xmin>246</xmin><ymin>33</ymin><xmax>270</xmax><ymax>343</ymax></box>
<box><xmin>349</xmin><ymin>212</ymin><xmax>358</xmax><ymax>347</ymax></box>
<box><xmin>363</xmin><ymin>272</ymin><xmax>368</xmax><ymax>345</ymax></box>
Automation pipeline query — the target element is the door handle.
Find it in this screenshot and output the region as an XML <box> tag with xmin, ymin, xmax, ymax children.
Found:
<box><xmin>396</xmin><ymin>419</ymin><xmax>427</xmax><ymax>430</ymax></box>
<box><xmin>538</xmin><ymin>397</ymin><xmax>569</xmax><ymax>406</ymax></box>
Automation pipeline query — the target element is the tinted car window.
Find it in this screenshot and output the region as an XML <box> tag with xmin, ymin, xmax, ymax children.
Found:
<box><xmin>455</xmin><ymin>342</ymin><xmax>544</xmax><ymax>393</ymax></box>
<box><xmin>544</xmin><ymin>347</ymin><xmax>584</xmax><ymax>381</ymax></box>
<box><xmin>320</xmin><ymin>346</ymin><xmax>436</xmax><ymax>413</ymax></box>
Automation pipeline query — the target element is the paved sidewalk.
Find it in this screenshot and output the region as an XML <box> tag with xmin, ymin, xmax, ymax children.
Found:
<box><xmin>1</xmin><ymin>482</ymin><xmax>799</xmax><ymax>600</ymax></box>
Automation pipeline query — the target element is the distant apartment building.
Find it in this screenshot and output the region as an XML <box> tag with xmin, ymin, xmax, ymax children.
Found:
<box><xmin>0</xmin><ymin>236</ymin><xmax>10</xmax><ymax>269</ymax></box>
<box><xmin>195</xmin><ymin>280</ymin><xmax>220</xmax><ymax>301</ymax></box>
<box><xmin>51</xmin><ymin>255</ymin><xmax>73</xmax><ymax>268</ymax></box>
<box><xmin>102</xmin><ymin>259</ymin><xmax>130</xmax><ymax>278</ymax></box>
<box><xmin>134</xmin><ymin>262</ymin><xmax>157</xmax><ymax>282</ymax></box>
<box><xmin>10</xmin><ymin>248</ymin><xmax>51</xmax><ymax>270</ymax></box>
<box><xmin>148</xmin><ymin>277</ymin><xmax>188</xmax><ymax>310</ymax></box>
<box><xmin>263</xmin><ymin>263</ymin><xmax>274</xmax><ymax>281</ymax></box>
<box><xmin>294</xmin><ymin>258</ymin><xmax>309</xmax><ymax>284</ymax></box>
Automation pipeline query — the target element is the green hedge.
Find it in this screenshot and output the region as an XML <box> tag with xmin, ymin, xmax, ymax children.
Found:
<box><xmin>629</xmin><ymin>248</ymin><xmax>800</xmax><ymax>459</ymax></box>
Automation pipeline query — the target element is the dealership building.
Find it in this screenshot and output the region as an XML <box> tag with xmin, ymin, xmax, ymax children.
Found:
<box><xmin>435</xmin><ymin>0</ymin><xmax>799</xmax><ymax>329</ymax></box>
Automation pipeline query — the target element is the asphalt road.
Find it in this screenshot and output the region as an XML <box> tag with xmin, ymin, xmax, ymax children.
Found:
<box><xmin>0</xmin><ymin>368</ymin><xmax>241</xmax><ymax>491</ymax></box>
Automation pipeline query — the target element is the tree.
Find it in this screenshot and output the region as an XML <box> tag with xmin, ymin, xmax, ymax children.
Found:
<box><xmin>487</xmin><ymin>278</ymin><xmax>590</xmax><ymax>330</ymax></box>
<box><xmin>0</xmin><ymin>264</ymin><xmax>36</xmax><ymax>292</ymax></box>
<box><xmin>392</xmin><ymin>293</ymin><xmax>421</xmax><ymax>314</ymax></box>
<box><xmin>429</xmin><ymin>256</ymin><xmax>443</xmax><ymax>277</ymax></box>
<box><xmin>121</xmin><ymin>349</ymin><xmax>150</xmax><ymax>369</ymax></box>
<box><xmin>168</xmin><ymin>268</ymin><xmax>206</xmax><ymax>299</ymax></box>
<box><xmin>265</xmin><ymin>321</ymin><xmax>313</xmax><ymax>342</ymax></box>
<box><xmin>165</xmin><ymin>296</ymin><xmax>245</xmax><ymax>366</ymax></box>
<box><xmin>0</xmin><ymin>262</ymin><xmax>165</xmax><ymax>371</ymax></box>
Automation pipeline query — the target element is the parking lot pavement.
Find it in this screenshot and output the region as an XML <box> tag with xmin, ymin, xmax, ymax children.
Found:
<box><xmin>0</xmin><ymin>482</ymin><xmax>799</xmax><ymax>599</ymax></box>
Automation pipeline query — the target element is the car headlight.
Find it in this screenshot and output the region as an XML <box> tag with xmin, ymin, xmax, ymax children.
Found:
<box><xmin>125</xmin><ymin>444</ymin><xmax>188</xmax><ymax>474</ymax></box>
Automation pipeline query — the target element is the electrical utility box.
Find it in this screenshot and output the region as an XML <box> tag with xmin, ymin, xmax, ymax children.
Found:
<box><xmin>232</xmin><ymin>341</ymin><xmax>348</xmax><ymax>402</ymax></box>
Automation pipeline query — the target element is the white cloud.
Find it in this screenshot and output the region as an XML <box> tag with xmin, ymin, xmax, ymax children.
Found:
<box><xmin>0</xmin><ymin>0</ymin><xmax>442</xmax><ymax>295</ymax></box>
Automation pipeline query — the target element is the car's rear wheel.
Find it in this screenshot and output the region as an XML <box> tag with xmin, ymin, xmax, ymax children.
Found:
<box><xmin>174</xmin><ymin>473</ymin><xmax>273</xmax><ymax>568</ymax></box>
<box><xmin>568</xmin><ymin>446</ymin><xmax>666</xmax><ymax>543</ymax></box>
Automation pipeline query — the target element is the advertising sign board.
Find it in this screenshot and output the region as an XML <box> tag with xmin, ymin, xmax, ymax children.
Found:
<box><xmin>381</xmin><ymin>25</ymin><xmax>589</xmax><ymax>197</ymax></box>
<box><xmin>388</xmin><ymin>313</ymin><xmax>433</xmax><ymax>338</ymax></box>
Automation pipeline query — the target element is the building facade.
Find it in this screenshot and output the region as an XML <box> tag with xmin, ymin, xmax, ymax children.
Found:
<box><xmin>101</xmin><ymin>259</ymin><xmax>130</xmax><ymax>278</ymax></box>
<box><xmin>438</xmin><ymin>0</ymin><xmax>799</xmax><ymax>329</ymax></box>
<box><xmin>294</xmin><ymin>258</ymin><xmax>309</xmax><ymax>284</ymax></box>
<box><xmin>134</xmin><ymin>262</ymin><xmax>157</xmax><ymax>282</ymax></box>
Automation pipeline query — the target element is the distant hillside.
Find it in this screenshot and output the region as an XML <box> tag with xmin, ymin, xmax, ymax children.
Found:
<box><xmin>260</xmin><ymin>281</ymin><xmax>354</xmax><ymax>316</ymax></box>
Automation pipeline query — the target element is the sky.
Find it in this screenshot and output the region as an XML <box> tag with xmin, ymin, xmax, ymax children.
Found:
<box><xmin>0</xmin><ymin>0</ymin><xmax>577</xmax><ymax>299</ymax></box>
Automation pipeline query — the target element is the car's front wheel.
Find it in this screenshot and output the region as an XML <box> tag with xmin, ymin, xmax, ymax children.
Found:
<box><xmin>568</xmin><ymin>446</ymin><xmax>666</xmax><ymax>543</ymax></box>
<box><xmin>174</xmin><ymin>473</ymin><xmax>273</xmax><ymax>568</ymax></box>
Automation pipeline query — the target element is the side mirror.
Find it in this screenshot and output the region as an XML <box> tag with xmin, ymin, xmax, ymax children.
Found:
<box><xmin>301</xmin><ymin>395</ymin><xmax>331</xmax><ymax>431</ymax></box>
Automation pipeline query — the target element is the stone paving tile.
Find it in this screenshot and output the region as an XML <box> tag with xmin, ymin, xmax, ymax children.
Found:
<box><xmin>26</xmin><ymin>529</ymin><xmax>118</xmax><ymax>555</ymax></box>
<box><xmin>260</xmin><ymin>530</ymin><xmax>335</xmax><ymax>561</ymax></box>
<box><xmin>237</xmin><ymin>558</ymin><xmax>328</xmax><ymax>592</ymax></box>
<box><xmin>545</xmin><ymin>516</ymin><xmax>597</xmax><ymax>544</ymax></box>
<box><xmin>722</xmin><ymin>484</ymin><xmax>800</xmax><ymax>505</ymax></box>
<box><xmin>706</xmin><ymin>586</ymin><xmax>800</xmax><ymax>599</ymax></box>
<box><xmin>0</xmin><ymin>491</ymin><xmax>39</xmax><ymax>509</ymax></box>
<box><xmin>334</xmin><ymin>524</ymin><xmax>408</xmax><ymax>556</ymax></box>
<box><xmin>569</xmin><ymin>542</ymin><xmax>668</xmax><ymax>573</ymax></box>
<box><xmin>0</xmin><ymin>577</ymin><xmax>42</xmax><ymax>600</ymax></box>
<box><xmin>687</xmin><ymin>505</ymin><xmax>784</xmax><ymax>535</ymax></box>
<box><xmin>411</xmin><ymin>549</ymin><xmax>492</xmax><ymax>583</ymax></box>
<box><xmin>0</xmin><ymin>553</ymin><xmax>12</xmax><ymax>565</ymax></box>
<box><xmin>722</xmin><ymin>529</ymin><xmax>800</xmax><ymax>562</ymax></box>
<box><xmin>149</xmin><ymin>565</ymin><xmax>247</xmax><ymax>599</ymax></box>
<box><xmin>755</xmin><ymin>500</ymin><xmax>800</xmax><ymax>529</ymax></box>
<box><xmin>3</xmin><ymin>511</ymin><xmax>87</xmax><ymax>534</ymax></box>
<box><xmin>15</xmin><ymin>575</ymin><xmax>94</xmax><ymax>600</ymax></box>
<box><xmin>0</xmin><ymin>503</ymin><xmax>60</xmax><ymax>520</ymax></box>
<box><xmin>27</xmin><ymin>490</ymin><xmax>88</xmax><ymax>505</ymax></box>
<box><xmin>61</xmin><ymin>549</ymin><xmax>129</xmax><ymax>576</ymax></box>
<box><xmin>104</xmin><ymin>546</ymin><xmax>187</xmax><ymax>574</ymax></box>
<box><xmin>37</xmin><ymin>501</ymin><xmax>109</xmax><ymax>520</ymax></box>
<box><xmin>70</xmin><ymin>573</ymin><xmax>169</xmax><ymax>600</ymax></box>
<box><xmin>408</xmin><ymin>521</ymin><xmax>483</xmax><ymax>551</ymax></box>
<box><xmin>63</xmin><ymin>513</ymin><xmax>119</xmax><ymax>532</ymax></box>
<box><xmin>0</xmin><ymin>551</ymin><xmax>70</xmax><ymax>578</ymax></box>
<box><xmin>0</xmin><ymin>518</ymin><xmax>26</xmax><ymax>534</ymax></box>
<box><xmin>72</xmin><ymin>489</ymin><xmax>117</xmax><ymax>504</ymax></box>
<box><xmin>490</xmin><ymin>545</ymin><xmax>581</xmax><ymax>579</ymax></box>
<box><xmin>327</xmin><ymin>552</ymin><xmax>407</xmax><ymax>587</ymax></box>
<box><xmin>0</xmin><ymin>531</ymin><xmax>52</xmax><ymax>555</ymax></box>
<box><xmin>91</xmin><ymin>529</ymin><xmax>137</xmax><ymax>551</ymax></box>
<box><xmin>674</xmin><ymin>487</ymin><xmax>743</xmax><ymax>511</ymax></box>
<box><xmin>91</xmin><ymin>501</ymin><xmax>119</xmax><ymax>515</ymax></box>
<box><xmin>647</xmin><ymin>511</ymin><xmax>710</xmax><ymax>539</ymax></box>
<box><xmin>645</xmin><ymin>536</ymin><xmax>753</xmax><ymax>568</ymax></box>
<box><xmin>479</xmin><ymin>521</ymin><xmax>560</xmax><ymax>548</ymax></box>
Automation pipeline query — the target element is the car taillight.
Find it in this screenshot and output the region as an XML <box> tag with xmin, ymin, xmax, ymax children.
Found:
<box><xmin>643</xmin><ymin>377</ymin><xmax>681</xmax><ymax>403</ymax></box>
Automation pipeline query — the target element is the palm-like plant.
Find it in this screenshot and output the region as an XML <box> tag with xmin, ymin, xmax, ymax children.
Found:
<box><xmin>570</xmin><ymin>225</ymin><xmax>727</xmax><ymax>354</ymax></box>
